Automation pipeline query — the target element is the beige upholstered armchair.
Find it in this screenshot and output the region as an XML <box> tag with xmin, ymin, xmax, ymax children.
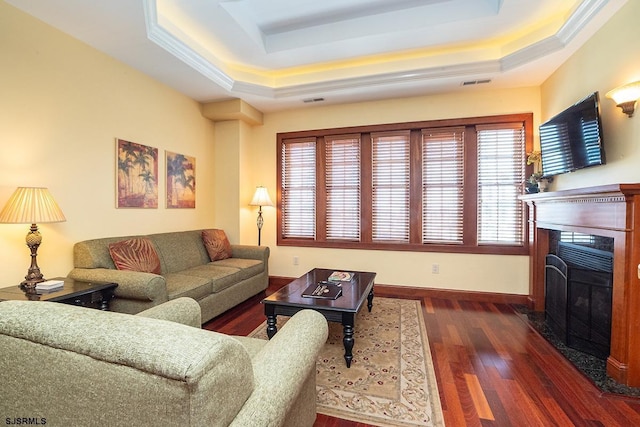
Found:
<box><xmin>0</xmin><ymin>297</ymin><xmax>328</xmax><ymax>426</ymax></box>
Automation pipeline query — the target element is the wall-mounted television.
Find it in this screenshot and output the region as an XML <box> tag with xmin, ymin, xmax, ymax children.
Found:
<box><xmin>539</xmin><ymin>92</ymin><xmax>606</xmax><ymax>177</ymax></box>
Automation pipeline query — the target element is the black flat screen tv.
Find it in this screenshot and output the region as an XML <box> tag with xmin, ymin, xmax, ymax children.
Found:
<box><xmin>539</xmin><ymin>92</ymin><xmax>606</xmax><ymax>177</ymax></box>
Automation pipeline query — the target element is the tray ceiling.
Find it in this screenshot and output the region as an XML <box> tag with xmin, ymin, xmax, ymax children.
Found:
<box><xmin>6</xmin><ymin>0</ymin><xmax>627</xmax><ymax>111</ymax></box>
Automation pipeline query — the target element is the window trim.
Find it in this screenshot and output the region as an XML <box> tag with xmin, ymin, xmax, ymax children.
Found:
<box><xmin>276</xmin><ymin>113</ymin><xmax>533</xmax><ymax>255</ymax></box>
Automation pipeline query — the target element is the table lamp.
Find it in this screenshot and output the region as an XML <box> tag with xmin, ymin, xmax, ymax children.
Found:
<box><xmin>249</xmin><ymin>186</ymin><xmax>273</xmax><ymax>246</ymax></box>
<box><xmin>0</xmin><ymin>187</ymin><xmax>66</xmax><ymax>289</ymax></box>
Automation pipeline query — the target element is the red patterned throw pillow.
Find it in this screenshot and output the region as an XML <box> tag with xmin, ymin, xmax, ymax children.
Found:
<box><xmin>202</xmin><ymin>229</ymin><xmax>232</xmax><ymax>261</ymax></box>
<box><xmin>108</xmin><ymin>238</ymin><xmax>161</xmax><ymax>274</ymax></box>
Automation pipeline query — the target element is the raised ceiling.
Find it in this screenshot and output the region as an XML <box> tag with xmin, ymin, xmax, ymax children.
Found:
<box><xmin>6</xmin><ymin>0</ymin><xmax>627</xmax><ymax>112</ymax></box>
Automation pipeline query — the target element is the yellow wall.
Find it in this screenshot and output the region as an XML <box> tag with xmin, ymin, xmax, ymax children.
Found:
<box><xmin>213</xmin><ymin>121</ymin><xmax>241</xmax><ymax>242</ymax></box>
<box><xmin>2</xmin><ymin>0</ymin><xmax>633</xmax><ymax>295</ymax></box>
<box><xmin>541</xmin><ymin>0</ymin><xmax>640</xmax><ymax>191</ymax></box>
<box><xmin>243</xmin><ymin>88</ymin><xmax>539</xmax><ymax>292</ymax></box>
<box><xmin>241</xmin><ymin>1</ymin><xmax>640</xmax><ymax>293</ymax></box>
<box><xmin>0</xmin><ymin>3</ymin><xmax>216</xmax><ymax>285</ymax></box>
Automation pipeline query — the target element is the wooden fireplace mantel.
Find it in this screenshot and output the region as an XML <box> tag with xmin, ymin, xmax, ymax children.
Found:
<box><xmin>521</xmin><ymin>183</ymin><xmax>640</xmax><ymax>387</ymax></box>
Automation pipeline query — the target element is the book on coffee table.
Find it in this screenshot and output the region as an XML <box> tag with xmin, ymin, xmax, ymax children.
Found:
<box><xmin>302</xmin><ymin>282</ymin><xmax>342</xmax><ymax>300</ymax></box>
<box><xmin>35</xmin><ymin>279</ymin><xmax>64</xmax><ymax>292</ymax></box>
<box><xmin>327</xmin><ymin>271</ymin><xmax>353</xmax><ymax>282</ymax></box>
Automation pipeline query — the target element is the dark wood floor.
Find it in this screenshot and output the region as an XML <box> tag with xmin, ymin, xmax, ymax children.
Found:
<box><xmin>204</xmin><ymin>284</ymin><xmax>640</xmax><ymax>427</ymax></box>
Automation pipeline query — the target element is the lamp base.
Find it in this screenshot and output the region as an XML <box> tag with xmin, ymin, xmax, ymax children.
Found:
<box><xmin>20</xmin><ymin>276</ymin><xmax>45</xmax><ymax>291</ymax></box>
<box><xmin>20</xmin><ymin>223</ymin><xmax>45</xmax><ymax>290</ymax></box>
<box><xmin>256</xmin><ymin>207</ymin><xmax>264</xmax><ymax>246</ymax></box>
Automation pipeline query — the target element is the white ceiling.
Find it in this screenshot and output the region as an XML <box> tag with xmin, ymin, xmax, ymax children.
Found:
<box><xmin>6</xmin><ymin>0</ymin><xmax>627</xmax><ymax>112</ymax></box>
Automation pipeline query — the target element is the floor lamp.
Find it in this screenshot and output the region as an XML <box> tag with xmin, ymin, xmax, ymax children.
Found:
<box><xmin>0</xmin><ymin>187</ymin><xmax>66</xmax><ymax>289</ymax></box>
<box><xmin>249</xmin><ymin>186</ymin><xmax>273</xmax><ymax>246</ymax></box>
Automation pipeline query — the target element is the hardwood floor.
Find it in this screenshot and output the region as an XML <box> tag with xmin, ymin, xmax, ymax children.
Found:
<box><xmin>203</xmin><ymin>284</ymin><xmax>640</xmax><ymax>426</ymax></box>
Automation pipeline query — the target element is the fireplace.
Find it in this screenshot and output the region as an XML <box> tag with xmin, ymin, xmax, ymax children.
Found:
<box><xmin>521</xmin><ymin>184</ymin><xmax>640</xmax><ymax>386</ymax></box>
<box><xmin>545</xmin><ymin>242</ymin><xmax>613</xmax><ymax>359</ymax></box>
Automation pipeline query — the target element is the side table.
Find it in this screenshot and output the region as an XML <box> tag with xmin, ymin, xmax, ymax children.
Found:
<box><xmin>0</xmin><ymin>278</ymin><xmax>118</xmax><ymax>310</ymax></box>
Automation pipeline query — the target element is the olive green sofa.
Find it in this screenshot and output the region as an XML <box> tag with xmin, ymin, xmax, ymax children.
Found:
<box><xmin>67</xmin><ymin>229</ymin><xmax>269</xmax><ymax>323</ymax></box>
<box><xmin>0</xmin><ymin>298</ymin><xmax>328</xmax><ymax>426</ymax></box>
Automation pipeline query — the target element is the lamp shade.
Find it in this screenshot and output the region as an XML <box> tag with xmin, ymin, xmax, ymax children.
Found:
<box><xmin>0</xmin><ymin>187</ymin><xmax>66</xmax><ymax>224</ymax></box>
<box><xmin>606</xmin><ymin>81</ymin><xmax>640</xmax><ymax>105</ymax></box>
<box><xmin>249</xmin><ymin>186</ymin><xmax>273</xmax><ymax>207</ymax></box>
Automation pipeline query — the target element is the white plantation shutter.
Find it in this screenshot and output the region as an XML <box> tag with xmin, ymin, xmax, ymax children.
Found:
<box><xmin>476</xmin><ymin>123</ymin><xmax>526</xmax><ymax>245</ymax></box>
<box><xmin>277</xmin><ymin>114</ymin><xmax>531</xmax><ymax>254</ymax></box>
<box><xmin>422</xmin><ymin>127</ymin><xmax>465</xmax><ymax>244</ymax></box>
<box><xmin>326</xmin><ymin>135</ymin><xmax>361</xmax><ymax>240</ymax></box>
<box><xmin>371</xmin><ymin>131</ymin><xmax>410</xmax><ymax>242</ymax></box>
<box><xmin>281</xmin><ymin>139</ymin><xmax>316</xmax><ymax>239</ymax></box>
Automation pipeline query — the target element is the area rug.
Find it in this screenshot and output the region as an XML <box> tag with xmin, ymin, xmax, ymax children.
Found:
<box><xmin>248</xmin><ymin>297</ymin><xmax>444</xmax><ymax>427</ymax></box>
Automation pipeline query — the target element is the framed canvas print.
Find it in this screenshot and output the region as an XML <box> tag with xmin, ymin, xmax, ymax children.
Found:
<box><xmin>166</xmin><ymin>151</ymin><xmax>196</xmax><ymax>208</ymax></box>
<box><xmin>116</xmin><ymin>138</ymin><xmax>158</xmax><ymax>208</ymax></box>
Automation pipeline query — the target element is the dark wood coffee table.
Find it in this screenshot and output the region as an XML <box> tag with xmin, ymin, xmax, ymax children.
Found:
<box><xmin>262</xmin><ymin>268</ymin><xmax>376</xmax><ymax>368</ymax></box>
<box><xmin>0</xmin><ymin>277</ymin><xmax>117</xmax><ymax>310</ymax></box>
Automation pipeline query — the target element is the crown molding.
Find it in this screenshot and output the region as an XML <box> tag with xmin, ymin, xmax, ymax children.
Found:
<box><xmin>557</xmin><ymin>0</ymin><xmax>609</xmax><ymax>42</ymax></box>
<box><xmin>143</xmin><ymin>0</ymin><xmax>235</xmax><ymax>91</ymax></box>
<box><xmin>143</xmin><ymin>0</ymin><xmax>611</xmax><ymax>101</ymax></box>
<box><xmin>268</xmin><ymin>61</ymin><xmax>501</xmax><ymax>98</ymax></box>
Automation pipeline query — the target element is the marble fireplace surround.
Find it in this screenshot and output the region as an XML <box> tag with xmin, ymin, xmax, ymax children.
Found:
<box><xmin>521</xmin><ymin>184</ymin><xmax>640</xmax><ymax>387</ymax></box>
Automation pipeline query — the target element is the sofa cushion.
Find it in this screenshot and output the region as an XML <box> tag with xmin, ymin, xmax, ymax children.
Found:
<box><xmin>150</xmin><ymin>231</ymin><xmax>210</xmax><ymax>274</ymax></box>
<box><xmin>108</xmin><ymin>238</ymin><xmax>161</xmax><ymax>274</ymax></box>
<box><xmin>202</xmin><ymin>229</ymin><xmax>232</xmax><ymax>261</ymax></box>
<box><xmin>212</xmin><ymin>258</ymin><xmax>264</xmax><ymax>281</ymax></box>
<box><xmin>181</xmin><ymin>265</ymin><xmax>244</xmax><ymax>293</ymax></box>
<box><xmin>164</xmin><ymin>273</ymin><xmax>212</xmax><ymax>301</ymax></box>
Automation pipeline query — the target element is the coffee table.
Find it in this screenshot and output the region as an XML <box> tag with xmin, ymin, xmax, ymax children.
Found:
<box><xmin>262</xmin><ymin>268</ymin><xmax>376</xmax><ymax>368</ymax></box>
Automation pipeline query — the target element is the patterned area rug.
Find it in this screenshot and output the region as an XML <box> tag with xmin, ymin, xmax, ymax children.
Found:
<box><xmin>248</xmin><ymin>297</ymin><xmax>444</xmax><ymax>427</ymax></box>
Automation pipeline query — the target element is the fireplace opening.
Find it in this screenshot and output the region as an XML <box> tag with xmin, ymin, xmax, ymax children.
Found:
<box><xmin>544</xmin><ymin>241</ymin><xmax>613</xmax><ymax>359</ymax></box>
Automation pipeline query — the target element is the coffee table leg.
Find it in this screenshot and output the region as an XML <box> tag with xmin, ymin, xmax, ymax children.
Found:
<box><xmin>266</xmin><ymin>315</ymin><xmax>277</xmax><ymax>339</ymax></box>
<box><xmin>367</xmin><ymin>287</ymin><xmax>374</xmax><ymax>312</ymax></box>
<box><xmin>343</xmin><ymin>323</ymin><xmax>354</xmax><ymax>368</ymax></box>
<box><xmin>264</xmin><ymin>304</ymin><xmax>278</xmax><ymax>339</ymax></box>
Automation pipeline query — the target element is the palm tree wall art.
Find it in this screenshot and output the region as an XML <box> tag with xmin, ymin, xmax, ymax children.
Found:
<box><xmin>116</xmin><ymin>139</ymin><xmax>158</xmax><ymax>208</ymax></box>
<box><xmin>166</xmin><ymin>151</ymin><xmax>196</xmax><ymax>208</ymax></box>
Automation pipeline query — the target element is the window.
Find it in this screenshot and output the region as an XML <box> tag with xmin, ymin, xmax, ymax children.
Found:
<box><xmin>325</xmin><ymin>135</ymin><xmax>361</xmax><ymax>241</ymax></box>
<box><xmin>422</xmin><ymin>127</ymin><xmax>465</xmax><ymax>244</ymax></box>
<box><xmin>280</xmin><ymin>139</ymin><xmax>316</xmax><ymax>239</ymax></box>
<box><xmin>372</xmin><ymin>132</ymin><xmax>410</xmax><ymax>243</ymax></box>
<box><xmin>277</xmin><ymin>113</ymin><xmax>533</xmax><ymax>255</ymax></box>
<box><xmin>476</xmin><ymin>124</ymin><xmax>526</xmax><ymax>245</ymax></box>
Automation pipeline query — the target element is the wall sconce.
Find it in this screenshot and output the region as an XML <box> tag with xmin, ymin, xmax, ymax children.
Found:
<box><xmin>606</xmin><ymin>81</ymin><xmax>640</xmax><ymax>118</ymax></box>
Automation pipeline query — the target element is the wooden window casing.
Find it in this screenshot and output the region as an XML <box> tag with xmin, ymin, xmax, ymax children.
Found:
<box><xmin>276</xmin><ymin>113</ymin><xmax>533</xmax><ymax>255</ymax></box>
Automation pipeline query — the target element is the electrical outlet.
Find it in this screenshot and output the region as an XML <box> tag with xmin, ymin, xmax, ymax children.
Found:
<box><xmin>293</xmin><ymin>256</ymin><xmax>299</xmax><ymax>266</ymax></box>
<box><xmin>432</xmin><ymin>264</ymin><xmax>439</xmax><ymax>274</ymax></box>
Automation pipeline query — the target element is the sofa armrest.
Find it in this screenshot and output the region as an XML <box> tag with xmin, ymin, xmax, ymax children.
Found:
<box><xmin>136</xmin><ymin>297</ymin><xmax>201</xmax><ymax>328</ymax></box>
<box><xmin>230</xmin><ymin>310</ymin><xmax>328</xmax><ymax>427</ymax></box>
<box><xmin>231</xmin><ymin>245</ymin><xmax>269</xmax><ymax>262</ymax></box>
<box><xmin>67</xmin><ymin>268</ymin><xmax>168</xmax><ymax>302</ymax></box>
<box><xmin>0</xmin><ymin>300</ymin><xmax>254</xmax><ymax>427</ymax></box>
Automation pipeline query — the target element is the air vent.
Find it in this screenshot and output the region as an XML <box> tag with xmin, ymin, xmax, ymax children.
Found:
<box><xmin>462</xmin><ymin>79</ymin><xmax>492</xmax><ymax>86</ymax></box>
<box><xmin>303</xmin><ymin>97</ymin><xmax>325</xmax><ymax>103</ymax></box>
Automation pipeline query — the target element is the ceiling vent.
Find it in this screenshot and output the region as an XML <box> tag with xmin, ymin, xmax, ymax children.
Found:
<box><xmin>303</xmin><ymin>97</ymin><xmax>325</xmax><ymax>103</ymax></box>
<box><xmin>462</xmin><ymin>79</ymin><xmax>492</xmax><ymax>86</ymax></box>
